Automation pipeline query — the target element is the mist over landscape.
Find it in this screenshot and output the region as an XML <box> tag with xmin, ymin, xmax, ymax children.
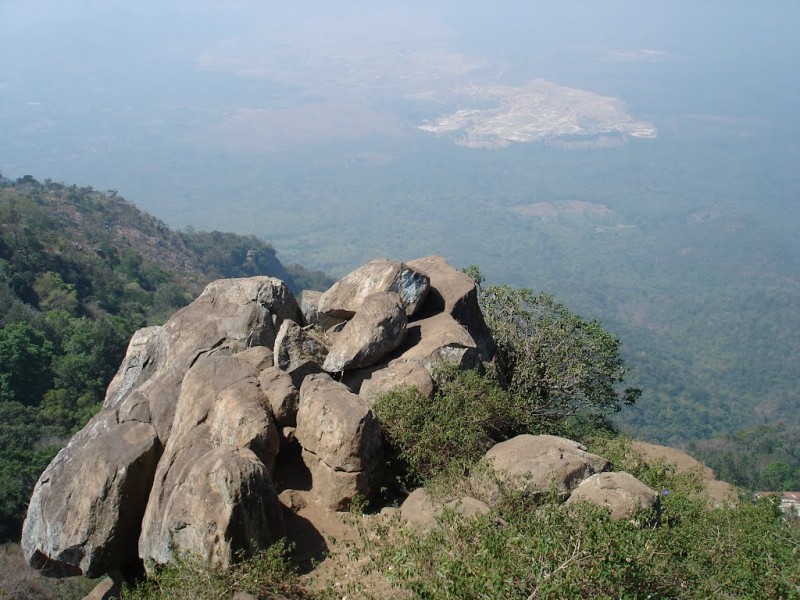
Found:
<box><xmin>2</xmin><ymin>1</ymin><xmax>799</xmax><ymax>445</ymax></box>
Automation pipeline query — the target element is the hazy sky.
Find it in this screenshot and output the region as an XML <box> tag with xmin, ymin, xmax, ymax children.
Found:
<box><xmin>2</xmin><ymin>1</ymin><xmax>799</xmax><ymax>230</ymax></box>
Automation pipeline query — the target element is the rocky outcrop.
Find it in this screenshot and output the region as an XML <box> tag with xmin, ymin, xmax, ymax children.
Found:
<box><xmin>295</xmin><ymin>374</ymin><xmax>383</xmax><ymax>510</ymax></box>
<box><xmin>138</xmin><ymin>350</ymin><xmax>283</xmax><ymax>569</ymax></box>
<box><xmin>31</xmin><ymin>256</ymin><xmax>715</xmax><ymax>587</ymax></box>
<box><xmin>105</xmin><ymin>276</ymin><xmax>301</xmax><ymax>441</ymax></box>
<box><xmin>23</xmin><ymin>277</ymin><xmax>300</xmax><ymax>578</ymax></box>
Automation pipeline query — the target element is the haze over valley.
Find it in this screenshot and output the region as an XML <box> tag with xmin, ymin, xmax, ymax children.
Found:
<box><xmin>2</xmin><ymin>1</ymin><xmax>799</xmax><ymax>445</ymax></box>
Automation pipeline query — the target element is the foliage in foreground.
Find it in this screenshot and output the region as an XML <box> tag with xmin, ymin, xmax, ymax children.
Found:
<box><xmin>325</xmin><ymin>440</ymin><xmax>800</xmax><ymax>600</ymax></box>
<box><xmin>122</xmin><ymin>541</ymin><xmax>307</xmax><ymax>600</ymax></box>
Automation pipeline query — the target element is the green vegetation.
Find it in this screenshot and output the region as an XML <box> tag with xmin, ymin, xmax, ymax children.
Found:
<box><xmin>690</xmin><ymin>423</ymin><xmax>800</xmax><ymax>492</ymax></box>
<box><xmin>375</xmin><ymin>275</ymin><xmax>632</xmax><ymax>488</ymax></box>
<box><xmin>472</xmin><ymin>269</ymin><xmax>640</xmax><ymax>421</ymax></box>
<box><xmin>0</xmin><ymin>176</ymin><xmax>331</xmax><ymax>542</ymax></box>
<box><xmin>326</xmin><ymin>439</ymin><xmax>799</xmax><ymax>599</ymax></box>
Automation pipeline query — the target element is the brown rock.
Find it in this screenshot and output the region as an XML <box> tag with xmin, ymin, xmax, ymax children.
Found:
<box><xmin>259</xmin><ymin>366</ymin><xmax>300</xmax><ymax>427</ymax></box>
<box><xmin>300</xmin><ymin>289</ymin><xmax>344</xmax><ymax>330</ymax></box>
<box><xmin>630</xmin><ymin>441</ymin><xmax>738</xmax><ymax>506</ymax></box>
<box><xmin>323</xmin><ymin>292</ymin><xmax>407</xmax><ymax>373</ymax></box>
<box><xmin>406</xmin><ymin>256</ymin><xmax>495</xmax><ymax>362</ymax></box>
<box><xmin>475</xmin><ymin>435</ymin><xmax>610</xmax><ymax>501</ymax></box>
<box><xmin>346</xmin><ymin>360</ymin><xmax>434</xmax><ymax>404</ymax></box>
<box><xmin>138</xmin><ymin>351</ymin><xmax>283</xmax><ymax>569</ymax></box>
<box><xmin>630</xmin><ymin>441</ymin><xmax>715</xmax><ymax>480</ymax></box>
<box><xmin>400</xmin><ymin>488</ymin><xmax>490</xmax><ymax>530</ymax></box>
<box><xmin>110</xmin><ymin>276</ymin><xmax>300</xmax><ymax>442</ymax></box>
<box><xmin>82</xmin><ymin>577</ymin><xmax>120</xmax><ymax>600</ymax></box>
<box><xmin>295</xmin><ymin>373</ymin><xmax>383</xmax><ymax>509</ymax></box>
<box><xmin>318</xmin><ymin>259</ymin><xmax>429</xmax><ymax>319</ymax></box>
<box><xmin>23</xmin><ymin>278</ymin><xmax>300</xmax><ymax>578</ymax></box>
<box><xmin>273</xmin><ymin>319</ymin><xmax>328</xmax><ymax>372</ymax></box>
<box><xmin>566</xmin><ymin>471</ymin><xmax>660</xmax><ymax>521</ymax></box>
<box><xmin>22</xmin><ymin>419</ymin><xmax>159</xmax><ymax>578</ymax></box>
<box><xmin>396</xmin><ymin>312</ymin><xmax>480</xmax><ymax>373</ymax></box>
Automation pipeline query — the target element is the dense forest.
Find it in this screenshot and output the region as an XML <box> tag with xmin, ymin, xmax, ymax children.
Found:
<box><xmin>0</xmin><ymin>175</ymin><xmax>331</xmax><ymax>541</ymax></box>
<box><xmin>690</xmin><ymin>423</ymin><xmax>800</xmax><ymax>492</ymax></box>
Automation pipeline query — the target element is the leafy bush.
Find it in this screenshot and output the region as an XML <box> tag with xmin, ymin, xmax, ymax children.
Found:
<box><xmin>373</xmin><ymin>366</ymin><xmax>529</xmax><ymax>486</ymax></box>
<box><xmin>468</xmin><ymin>267</ymin><xmax>640</xmax><ymax>421</ymax></box>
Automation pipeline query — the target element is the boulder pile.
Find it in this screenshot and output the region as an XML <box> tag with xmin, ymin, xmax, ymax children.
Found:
<box><xmin>21</xmin><ymin>256</ymin><xmax>495</xmax><ymax>580</ymax></box>
<box><xmin>21</xmin><ymin>256</ymin><xmax>734</xmax><ymax>588</ymax></box>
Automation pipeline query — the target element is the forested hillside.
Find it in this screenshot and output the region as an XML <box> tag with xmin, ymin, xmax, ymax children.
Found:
<box><xmin>0</xmin><ymin>175</ymin><xmax>331</xmax><ymax>541</ymax></box>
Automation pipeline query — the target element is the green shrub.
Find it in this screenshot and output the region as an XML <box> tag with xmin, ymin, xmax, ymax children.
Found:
<box><xmin>468</xmin><ymin>266</ymin><xmax>641</xmax><ymax>421</ymax></box>
<box><xmin>373</xmin><ymin>365</ymin><xmax>529</xmax><ymax>486</ymax></box>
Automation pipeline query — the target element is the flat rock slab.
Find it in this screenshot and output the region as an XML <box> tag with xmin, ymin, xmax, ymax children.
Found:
<box><xmin>565</xmin><ymin>471</ymin><xmax>660</xmax><ymax>521</ymax></box>
<box><xmin>318</xmin><ymin>259</ymin><xmax>429</xmax><ymax>319</ymax></box>
<box><xmin>346</xmin><ymin>360</ymin><xmax>434</xmax><ymax>405</ymax></box>
<box><xmin>395</xmin><ymin>312</ymin><xmax>480</xmax><ymax>373</ymax></box>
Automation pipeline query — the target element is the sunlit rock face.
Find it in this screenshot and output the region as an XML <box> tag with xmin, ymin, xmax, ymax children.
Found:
<box><xmin>22</xmin><ymin>256</ymin><xmax>495</xmax><ymax>581</ymax></box>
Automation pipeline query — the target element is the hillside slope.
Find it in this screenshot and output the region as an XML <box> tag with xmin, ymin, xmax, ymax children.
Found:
<box><xmin>0</xmin><ymin>175</ymin><xmax>331</xmax><ymax>541</ymax></box>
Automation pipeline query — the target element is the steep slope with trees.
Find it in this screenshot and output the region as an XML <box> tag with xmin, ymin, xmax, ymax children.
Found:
<box><xmin>0</xmin><ymin>175</ymin><xmax>331</xmax><ymax>541</ymax></box>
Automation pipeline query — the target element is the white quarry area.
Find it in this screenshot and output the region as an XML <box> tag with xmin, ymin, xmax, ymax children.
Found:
<box><xmin>418</xmin><ymin>78</ymin><xmax>657</xmax><ymax>148</ymax></box>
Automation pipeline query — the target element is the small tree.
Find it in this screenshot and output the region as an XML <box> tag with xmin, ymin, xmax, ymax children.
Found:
<box><xmin>467</xmin><ymin>267</ymin><xmax>640</xmax><ymax>421</ymax></box>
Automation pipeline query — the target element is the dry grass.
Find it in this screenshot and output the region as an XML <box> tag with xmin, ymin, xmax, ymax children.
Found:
<box><xmin>0</xmin><ymin>544</ymin><xmax>96</xmax><ymax>600</ymax></box>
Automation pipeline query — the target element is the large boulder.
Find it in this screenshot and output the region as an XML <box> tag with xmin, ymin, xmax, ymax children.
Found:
<box><xmin>323</xmin><ymin>292</ymin><xmax>407</xmax><ymax>373</ymax></box>
<box><xmin>108</xmin><ymin>276</ymin><xmax>300</xmax><ymax>442</ymax></box>
<box><xmin>406</xmin><ymin>256</ymin><xmax>495</xmax><ymax>362</ymax></box>
<box><xmin>630</xmin><ymin>441</ymin><xmax>738</xmax><ymax>506</ymax></box>
<box><xmin>474</xmin><ymin>435</ymin><xmax>610</xmax><ymax>501</ymax></box>
<box><xmin>295</xmin><ymin>373</ymin><xmax>383</xmax><ymax>510</ymax></box>
<box><xmin>565</xmin><ymin>472</ymin><xmax>660</xmax><ymax>521</ymax></box>
<box><xmin>22</xmin><ymin>418</ymin><xmax>159</xmax><ymax>578</ymax></box>
<box><xmin>23</xmin><ymin>277</ymin><xmax>298</xmax><ymax>578</ymax></box>
<box><xmin>318</xmin><ymin>259</ymin><xmax>429</xmax><ymax>319</ymax></box>
<box><xmin>139</xmin><ymin>350</ymin><xmax>283</xmax><ymax>569</ymax></box>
